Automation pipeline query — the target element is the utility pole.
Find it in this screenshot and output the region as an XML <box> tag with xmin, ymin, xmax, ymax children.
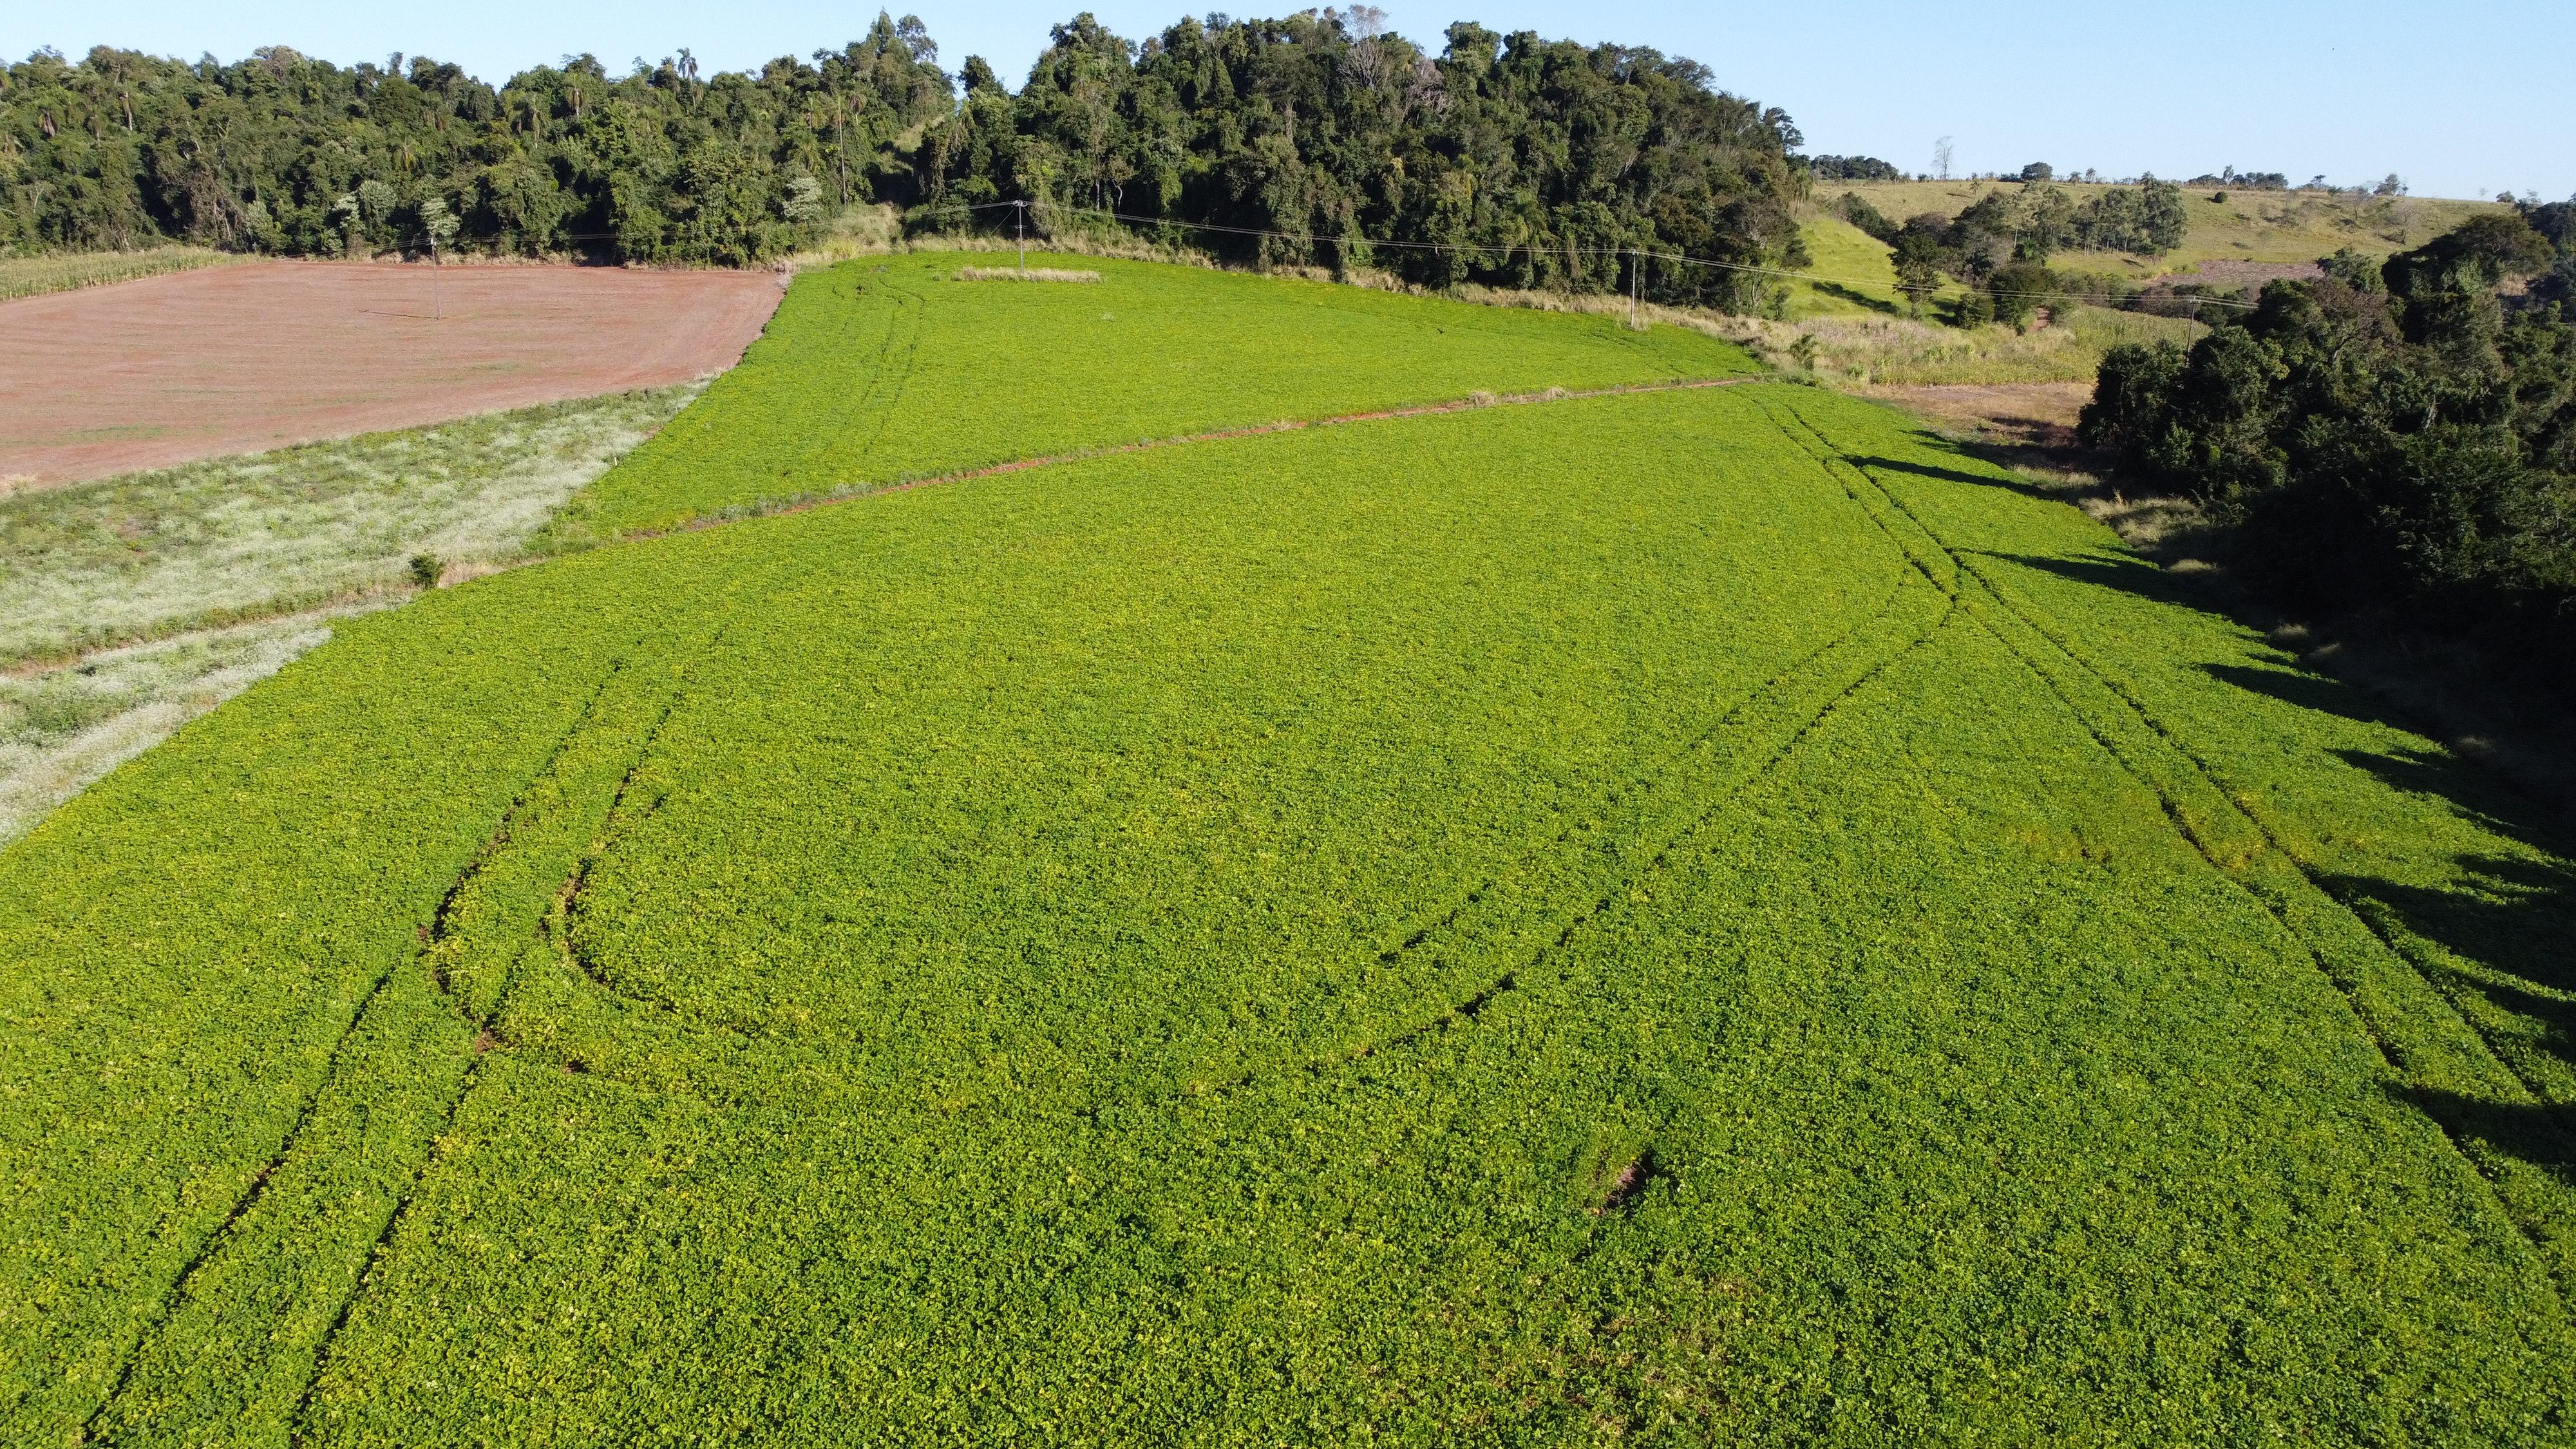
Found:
<box><xmin>431</xmin><ymin>234</ymin><xmax>440</xmax><ymax>321</ymax></box>
<box><xmin>1016</xmin><ymin>200</ymin><xmax>1027</xmax><ymax>276</ymax></box>
<box><xmin>1629</xmin><ymin>245</ymin><xmax>1640</xmax><ymax>329</ymax></box>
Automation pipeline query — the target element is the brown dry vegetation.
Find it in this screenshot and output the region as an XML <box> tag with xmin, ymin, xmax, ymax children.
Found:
<box><xmin>952</xmin><ymin>266</ymin><xmax>1103</xmax><ymax>282</ymax></box>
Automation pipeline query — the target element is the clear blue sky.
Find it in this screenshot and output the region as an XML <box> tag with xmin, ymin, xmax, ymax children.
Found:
<box><xmin>10</xmin><ymin>1</ymin><xmax>2570</xmax><ymax>202</ymax></box>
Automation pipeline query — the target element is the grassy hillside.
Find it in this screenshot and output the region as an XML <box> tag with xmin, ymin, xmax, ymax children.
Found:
<box><xmin>1827</xmin><ymin>179</ymin><xmax>2505</xmax><ymax>278</ymax></box>
<box><xmin>5</xmin><ymin>261</ymin><xmax>2573</xmax><ymax>1443</ymax></box>
<box><xmin>1766</xmin><ymin>218</ymin><xmax>2206</xmax><ymax>385</ymax></box>
<box><xmin>1784</xmin><ymin>214</ymin><xmax>1914</xmax><ymax>318</ymax></box>
<box><xmin>564</xmin><ymin>252</ymin><xmax>1754</xmax><ymax>539</ymax></box>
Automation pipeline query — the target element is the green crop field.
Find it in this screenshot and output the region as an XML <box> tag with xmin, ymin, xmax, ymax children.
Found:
<box><xmin>5</xmin><ymin>259</ymin><xmax>2572</xmax><ymax>1445</ymax></box>
<box><xmin>557</xmin><ymin>251</ymin><xmax>1755</xmax><ymax>540</ymax></box>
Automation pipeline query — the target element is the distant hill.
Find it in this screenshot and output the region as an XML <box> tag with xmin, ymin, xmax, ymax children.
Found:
<box><xmin>1824</xmin><ymin>179</ymin><xmax>2503</xmax><ymax>280</ymax></box>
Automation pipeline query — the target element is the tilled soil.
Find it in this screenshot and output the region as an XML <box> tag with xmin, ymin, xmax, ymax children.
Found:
<box><xmin>0</xmin><ymin>260</ymin><xmax>782</xmax><ymax>486</ymax></box>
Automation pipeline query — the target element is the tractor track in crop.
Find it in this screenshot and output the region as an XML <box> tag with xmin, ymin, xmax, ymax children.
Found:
<box><xmin>1164</xmin><ymin>511</ymin><xmax>1947</xmax><ymax>1111</ymax></box>
<box><xmin>1337</xmin><ymin>601</ymin><xmax>1958</xmax><ymax>1076</ymax></box>
<box><xmin>279</xmin><ymin>619</ymin><xmax>732</xmax><ymax>1441</ymax></box>
<box><xmin>71</xmin><ymin>635</ymin><xmax>660</xmax><ymax>1444</ymax></box>
<box><xmin>846</xmin><ymin>279</ymin><xmax>928</xmax><ymax>467</ymax></box>
<box><xmin>1763</xmin><ymin>388</ymin><xmax>2576</xmax><ymax>1309</ymax></box>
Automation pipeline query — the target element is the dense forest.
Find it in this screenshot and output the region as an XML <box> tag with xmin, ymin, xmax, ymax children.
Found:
<box><xmin>0</xmin><ymin>17</ymin><xmax>950</xmax><ymax>266</ymax></box>
<box><xmin>2080</xmin><ymin>208</ymin><xmax>2576</xmax><ymax>648</ymax></box>
<box><xmin>908</xmin><ymin>12</ymin><xmax>1806</xmax><ymax>305</ymax></box>
<box><xmin>1</xmin><ymin>9</ymin><xmax>1811</xmax><ymax>306</ymax></box>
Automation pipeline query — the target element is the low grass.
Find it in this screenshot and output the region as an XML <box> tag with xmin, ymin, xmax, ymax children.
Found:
<box><xmin>560</xmin><ymin>250</ymin><xmax>1756</xmax><ymax>539</ymax></box>
<box><xmin>1783</xmin><ymin>214</ymin><xmax>1917</xmax><ymax>319</ymax></box>
<box><xmin>4</xmin><ymin>258</ymin><xmax>2571</xmax><ymax>1442</ymax></box>
<box><xmin>0</xmin><ymin>247</ymin><xmax>249</xmax><ymax>301</ymax></box>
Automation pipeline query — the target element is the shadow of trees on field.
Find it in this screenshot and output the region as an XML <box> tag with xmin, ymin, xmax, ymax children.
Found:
<box><xmin>1842</xmin><ymin>406</ymin><xmax>2576</xmax><ymax>1188</ymax></box>
<box><xmin>2180</xmin><ymin>663</ymin><xmax>2576</xmax><ymax>1185</ymax></box>
<box><xmin>2392</xmin><ymin>1085</ymin><xmax>2576</xmax><ymax>1193</ymax></box>
<box><xmin>2278</xmin><ymin>739</ymin><xmax>2576</xmax><ymax>1189</ymax></box>
<box><xmin>1850</xmin><ymin>453</ymin><xmax>2057</xmax><ymax>500</ymax></box>
<box><xmin>1992</xmin><ymin>548</ymin><xmax>2213</xmax><ymax>613</ymax></box>
<box><xmin>1993</xmin><ymin>538</ymin><xmax>2576</xmax><ymax>1188</ymax></box>
<box><xmin>2200</xmin><ymin>662</ymin><xmax>2421</xmax><ymax>736</ymax></box>
<box><xmin>1811</xmin><ymin>281</ymin><xmax>1902</xmax><ymax>317</ymax></box>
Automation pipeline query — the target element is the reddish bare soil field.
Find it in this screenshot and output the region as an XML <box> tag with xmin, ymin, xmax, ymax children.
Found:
<box><xmin>0</xmin><ymin>260</ymin><xmax>782</xmax><ymax>485</ymax></box>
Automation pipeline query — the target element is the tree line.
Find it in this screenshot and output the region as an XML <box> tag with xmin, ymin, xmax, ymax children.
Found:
<box><xmin>1</xmin><ymin>9</ymin><xmax>1812</xmax><ymax>307</ymax></box>
<box><xmin>0</xmin><ymin>17</ymin><xmax>950</xmax><ymax>266</ymax></box>
<box><xmin>2079</xmin><ymin>207</ymin><xmax>2575</xmax><ymax>652</ymax></box>
<box><xmin>907</xmin><ymin>10</ymin><xmax>1807</xmax><ymax>307</ymax></box>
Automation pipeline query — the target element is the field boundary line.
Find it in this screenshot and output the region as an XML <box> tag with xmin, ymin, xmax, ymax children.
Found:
<box><xmin>618</xmin><ymin>375</ymin><xmax>1768</xmax><ymax>542</ymax></box>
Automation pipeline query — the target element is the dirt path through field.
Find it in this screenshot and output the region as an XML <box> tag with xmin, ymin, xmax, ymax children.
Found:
<box><xmin>0</xmin><ymin>260</ymin><xmax>782</xmax><ymax>486</ymax></box>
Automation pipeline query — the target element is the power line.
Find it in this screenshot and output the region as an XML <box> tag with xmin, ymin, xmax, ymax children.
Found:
<box><xmin>930</xmin><ymin>199</ymin><xmax>2264</xmax><ymax>312</ymax></box>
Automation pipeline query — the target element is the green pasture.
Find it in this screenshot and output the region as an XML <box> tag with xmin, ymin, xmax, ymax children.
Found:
<box><xmin>1784</xmin><ymin>214</ymin><xmax>1914</xmax><ymax>318</ymax></box>
<box><xmin>3</xmin><ymin>260</ymin><xmax>2571</xmax><ymax>1445</ymax></box>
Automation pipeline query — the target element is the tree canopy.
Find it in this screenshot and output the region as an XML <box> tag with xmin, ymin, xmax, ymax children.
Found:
<box><xmin>3</xmin><ymin>10</ymin><xmax>1814</xmax><ymax>307</ymax></box>
<box><xmin>0</xmin><ymin>19</ymin><xmax>951</xmax><ymax>265</ymax></box>
<box><xmin>908</xmin><ymin>11</ymin><xmax>1810</xmax><ymax>308</ymax></box>
<box><xmin>2079</xmin><ymin>214</ymin><xmax>2575</xmax><ymax>639</ymax></box>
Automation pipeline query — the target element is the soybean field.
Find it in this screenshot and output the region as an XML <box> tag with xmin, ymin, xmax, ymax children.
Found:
<box><xmin>5</xmin><ymin>258</ymin><xmax>2573</xmax><ymax>1446</ymax></box>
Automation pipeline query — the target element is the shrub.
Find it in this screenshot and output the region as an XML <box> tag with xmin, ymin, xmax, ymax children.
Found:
<box><xmin>1987</xmin><ymin>262</ymin><xmax>2057</xmax><ymax>331</ymax></box>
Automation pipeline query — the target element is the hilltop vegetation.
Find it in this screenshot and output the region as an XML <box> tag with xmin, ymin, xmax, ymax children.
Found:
<box><xmin>565</xmin><ymin>251</ymin><xmax>1752</xmax><ymax>538</ymax></box>
<box><xmin>907</xmin><ymin>13</ymin><xmax>1806</xmax><ymax>307</ymax></box>
<box><xmin>5</xmin><ymin>258</ymin><xmax>2573</xmax><ymax>1443</ymax></box>
<box><xmin>0</xmin><ymin>16</ymin><xmax>947</xmax><ymax>264</ymax></box>
<box><xmin>3</xmin><ymin>9</ymin><xmax>1808</xmax><ymax>294</ymax></box>
<box><xmin>1833</xmin><ymin>177</ymin><xmax>2504</xmax><ymax>281</ymax></box>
